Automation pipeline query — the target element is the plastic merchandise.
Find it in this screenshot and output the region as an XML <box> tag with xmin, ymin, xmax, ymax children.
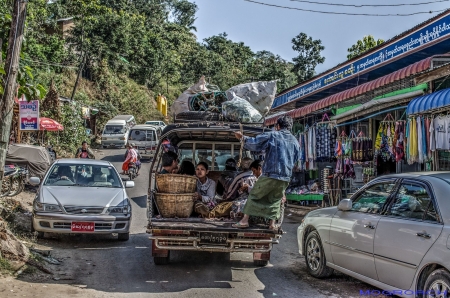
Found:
<box><xmin>222</xmin><ymin>96</ymin><xmax>263</xmax><ymax>123</ymax></box>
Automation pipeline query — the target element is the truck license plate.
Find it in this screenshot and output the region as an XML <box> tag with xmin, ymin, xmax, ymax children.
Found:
<box><xmin>199</xmin><ymin>232</ymin><xmax>228</xmax><ymax>245</ymax></box>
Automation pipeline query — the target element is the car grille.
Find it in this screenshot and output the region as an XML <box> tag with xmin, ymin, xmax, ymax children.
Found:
<box><xmin>95</xmin><ymin>223</ymin><xmax>112</xmax><ymax>230</ymax></box>
<box><xmin>64</xmin><ymin>206</ymin><xmax>105</xmax><ymax>214</ymax></box>
<box><xmin>53</xmin><ymin>222</ymin><xmax>71</xmax><ymax>229</ymax></box>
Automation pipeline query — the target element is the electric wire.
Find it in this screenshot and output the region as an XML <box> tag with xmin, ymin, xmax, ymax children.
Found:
<box><xmin>286</xmin><ymin>0</ymin><xmax>450</xmax><ymax>8</ymax></box>
<box><xmin>244</xmin><ymin>0</ymin><xmax>447</xmax><ymax>16</ymax></box>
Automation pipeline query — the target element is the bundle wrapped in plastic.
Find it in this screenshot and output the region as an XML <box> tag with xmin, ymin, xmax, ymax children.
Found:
<box><xmin>222</xmin><ymin>95</ymin><xmax>263</xmax><ymax>123</ymax></box>
<box><xmin>225</xmin><ymin>80</ymin><xmax>277</xmax><ymax>116</ymax></box>
<box><xmin>171</xmin><ymin>76</ymin><xmax>209</xmax><ymax>116</ymax></box>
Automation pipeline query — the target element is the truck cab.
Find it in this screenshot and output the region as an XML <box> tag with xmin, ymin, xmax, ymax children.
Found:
<box><xmin>147</xmin><ymin>122</ymin><xmax>283</xmax><ymax>266</ymax></box>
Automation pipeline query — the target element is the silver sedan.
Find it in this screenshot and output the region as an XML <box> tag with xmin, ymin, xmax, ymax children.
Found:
<box><xmin>30</xmin><ymin>159</ymin><xmax>134</xmax><ymax>241</ymax></box>
<box><xmin>297</xmin><ymin>172</ymin><xmax>450</xmax><ymax>298</ymax></box>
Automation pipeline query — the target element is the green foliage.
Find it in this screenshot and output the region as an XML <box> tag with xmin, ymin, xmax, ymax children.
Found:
<box><xmin>347</xmin><ymin>35</ymin><xmax>385</xmax><ymax>60</ymax></box>
<box><xmin>0</xmin><ymin>256</ymin><xmax>12</xmax><ymax>274</ymax></box>
<box><xmin>291</xmin><ymin>32</ymin><xmax>325</xmax><ymax>84</ymax></box>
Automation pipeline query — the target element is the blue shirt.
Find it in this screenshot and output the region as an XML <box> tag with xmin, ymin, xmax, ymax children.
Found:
<box><xmin>243</xmin><ymin>129</ymin><xmax>300</xmax><ymax>182</ymax></box>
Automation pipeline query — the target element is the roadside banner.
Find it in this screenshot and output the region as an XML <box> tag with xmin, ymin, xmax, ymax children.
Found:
<box><xmin>19</xmin><ymin>100</ymin><xmax>40</xmax><ymax>130</ymax></box>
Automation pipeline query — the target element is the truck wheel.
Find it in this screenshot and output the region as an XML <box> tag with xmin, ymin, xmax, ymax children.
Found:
<box><xmin>118</xmin><ymin>232</ymin><xmax>129</xmax><ymax>241</ymax></box>
<box><xmin>305</xmin><ymin>231</ymin><xmax>333</xmax><ymax>278</ymax></box>
<box><xmin>154</xmin><ymin>252</ymin><xmax>170</xmax><ymax>265</ymax></box>
<box><xmin>254</xmin><ymin>260</ymin><xmax>269</xmax><ymax>267</ymax></box>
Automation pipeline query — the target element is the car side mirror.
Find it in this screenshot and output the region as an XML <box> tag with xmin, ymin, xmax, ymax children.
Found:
<box><xmin>29</xmin><ymin>177</ymin><xmax>41</xmax><ymax>186</ymax></box>
<box><xmin>125</xmin><ymin>181</ymin><xmax>135</xmax><ymax>188</ymax></box>
<box><xmin>338</xmin><ymin>199</ymin><xmax>352</xmax><ymax>211</ymax></box>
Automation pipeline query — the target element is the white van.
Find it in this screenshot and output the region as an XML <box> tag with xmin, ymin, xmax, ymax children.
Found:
<box><xmin>101</xmin><ymin>115</ymin><xmax>135</xmax><ymax>148</ymax></box>
<box><xmin>127</xmin><ymin>125</ymin><xmax>160</xmax><ymax>159</ymax></box>
<box><xmin>144</xmin><ymin>120</ymin><xmax>166</xmax><ymax>129</ymax></box>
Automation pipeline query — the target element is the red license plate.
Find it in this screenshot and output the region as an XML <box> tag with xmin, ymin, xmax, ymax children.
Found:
<box><xmin>71</xmin><ymin>222</ymin><xmax>95</xmax><ymax>232</ymax></box>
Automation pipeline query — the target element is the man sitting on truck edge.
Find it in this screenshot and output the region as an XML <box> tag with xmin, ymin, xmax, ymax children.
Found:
<box><xmin>160</xmin><ymin>151</ymin><xmax>179</xmax><ymax>174</ymax></box>
<box><xmin>232</xmin><ymin>115</ymin><xmax>300</xmax><ymax>230</ymax></box>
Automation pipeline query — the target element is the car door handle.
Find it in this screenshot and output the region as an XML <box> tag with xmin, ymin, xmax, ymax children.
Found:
<box><xmin>364</xmin><ymin>224</ymin><xmax>375</xmax><ymax>229</ymax></box>
<box><xmin>416</xmin><ymin>232</ymin><xmax>431</xmax><ymax>239</ymax></box>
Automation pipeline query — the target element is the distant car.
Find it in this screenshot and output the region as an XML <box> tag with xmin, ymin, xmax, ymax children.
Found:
<box><xmin>297</xmin><ymin>173</ymin><xmax>450</xmax><ymax>298</ymax></box>
<box><xmin>30</xmin><ymin>159</ymin><xmax>134</xmax><ymax>241</ymax></box>
<box><xmin>144</xmin><ymin>120</ymin><xmax>166</xmax><ymax>128</ymax></box>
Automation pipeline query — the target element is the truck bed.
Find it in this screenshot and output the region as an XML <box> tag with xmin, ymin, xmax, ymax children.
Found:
<box><xmin>148</xmin><ymin>217</ymin><xmax>282</xmax><ymax>235</ymax></box>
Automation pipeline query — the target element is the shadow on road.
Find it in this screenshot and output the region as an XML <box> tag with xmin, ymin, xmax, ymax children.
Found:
<box><xmin>131</xmin><ymin>195</ymin><xmax>147</xmax><ymax>208</ymax></box>
<box><xmin>22</xmin><ymin>233</ymin><xmax>248</xmax><ymax>293</ymax></box>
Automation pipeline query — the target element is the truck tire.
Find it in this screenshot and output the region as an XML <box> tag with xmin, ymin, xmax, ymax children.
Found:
<box><xmin>305</xmin><ymin>231</ymin><xmax>333</xmax><ymax>278</ymax></box>
<box><xmin>153</xmin><ymin>253</ymin><xmax>170</xmax><ymax>265</ymax></box>
<box><xmin>254</xmin><ymin>260</ymin><xmax>269</xmax><ymax>267</ymax></box>
<box><xmin>118</xmin><ymin>232</ymin><xmax>129</xmax><ymax>241</ymax></box>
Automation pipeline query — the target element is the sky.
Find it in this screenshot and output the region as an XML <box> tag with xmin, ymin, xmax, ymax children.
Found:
<box><xmin>192</xmin><ymin>0</ymin><xmax>450</xmax><ymax>74</ymax></box>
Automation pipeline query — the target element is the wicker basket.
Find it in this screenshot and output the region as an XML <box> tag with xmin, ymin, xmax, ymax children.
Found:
<box><xmin>156</xmin><ymin>174</ymin><xmax>197</xmax><ymax>194</ymax></box>
<box><xmin>155</xmin><ymin>193</ymin><xmax>194</xmax><ymax>218</ymax></box>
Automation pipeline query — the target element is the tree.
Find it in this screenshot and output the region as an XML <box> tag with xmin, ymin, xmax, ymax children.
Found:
<box><xmin>169</xmin><ymin>0</ymin><xmax>198</xmax><ymax>31</ymax></box>
<box><xmin>291</xmin><ymin>32</ymin><xmax>325</xmax><ymax>84</ymax></box>
<box><xmin>347</xmin><ymin>35</ymin><xmax>384</xmax><ymax>60</ymax></box>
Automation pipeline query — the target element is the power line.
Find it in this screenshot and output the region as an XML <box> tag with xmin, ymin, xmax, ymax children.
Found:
<box><xmin>244</xmin><ymin>0</ymin><xmax>447</xmax><ymax>16</ymax></box>
<box><xmin>286</xmin><ymin>0</ymin><xmax>450</xmax><ymax>8</ymax></box>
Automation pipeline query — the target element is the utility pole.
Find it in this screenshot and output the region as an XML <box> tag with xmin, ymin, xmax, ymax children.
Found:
<box><xmin>0</xmin><ymin>0</ymin><xmax>27</xmax><ymax>181</ymax></box>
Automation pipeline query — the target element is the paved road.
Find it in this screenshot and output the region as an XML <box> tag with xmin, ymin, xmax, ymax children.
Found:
<box><xmin>2</xmin><ymin>149</ymin><xmax>386</xmax><ymax>298</ymax></box>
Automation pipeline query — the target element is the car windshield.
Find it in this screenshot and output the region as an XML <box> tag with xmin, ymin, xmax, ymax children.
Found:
<box><xmin>104</xmin><ymin>125</ymin><xmax>125</xmax><ymax>134</ymax></box>
<box><xmin>44</xmin><ymin>163</ymin><xmax>122</xmax><ymax>188</ymax></box>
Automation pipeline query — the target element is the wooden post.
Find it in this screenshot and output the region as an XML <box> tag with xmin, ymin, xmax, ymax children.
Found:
<box><xmin>0</xmin><ymin>0</ymin><xmax>27</xmax><ymax>180</ymax></box>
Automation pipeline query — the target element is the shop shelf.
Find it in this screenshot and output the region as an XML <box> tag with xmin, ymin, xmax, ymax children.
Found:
<box><xmin>286</xmin><ymin>193</ymin><xmax>324</xmax><ymax>201</ymax></box>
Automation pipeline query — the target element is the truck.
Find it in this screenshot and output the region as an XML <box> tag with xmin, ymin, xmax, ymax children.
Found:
<box><xmin>146</xmin><ymin>122</ymin><xmax>284</xmax><ymax>266</ymax></box>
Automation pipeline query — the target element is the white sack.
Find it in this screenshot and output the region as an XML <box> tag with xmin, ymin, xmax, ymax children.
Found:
<box><xmin>225</xmin><ymin>80</ymin><xmax>277</xmax><ymax>116</ymax></box>
<box><xmin>171</xmin><ymin>76</ymin><xmax>209</xmax><ymax>116</ymax></box>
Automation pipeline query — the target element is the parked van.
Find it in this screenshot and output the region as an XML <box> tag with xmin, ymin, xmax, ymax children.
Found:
<box><xmin>127</xmin><ymin>125</ymin><xmax>160</xmax><ymax>159</ymax></box>
<box><xmin>101</xmin><ymin>115</ymin><xmax>135</xmax><ymax>148</ymax></box>
<box><xmin>144</xmin><ymin>120</ymin><xmax>166</xmax><ymax>129</ymax></box>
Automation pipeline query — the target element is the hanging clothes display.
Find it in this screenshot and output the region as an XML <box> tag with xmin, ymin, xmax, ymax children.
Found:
<box><xmin>375</xmin><ymin>114</ymin><xmax>396</xmax><ymax>162</ymax></box>
<box><xmin>394</xmin><ymin>121</ymin><xmax>405</xmax><ymax>162</ymax></box>
<box><xmin>408</xmin><ymin>117</ymin><xmax>419</xmax><ymax>165</ymax></box>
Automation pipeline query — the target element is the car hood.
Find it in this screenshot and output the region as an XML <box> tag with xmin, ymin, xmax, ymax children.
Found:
<box><xmin>41</xmin><ymin>186</ymin><xmax>126</xmax><ymax>207</ymax></box>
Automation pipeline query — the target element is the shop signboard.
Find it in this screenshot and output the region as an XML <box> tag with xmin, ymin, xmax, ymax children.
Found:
<box><xmin>19</xmin><ymin>100</ymin><xmax>39</xmax><ymax>130</ymax></box>
<box><xmin>273</xmin><ymin>11</ymin><xmax>450</xmax><ymax>109</ymax></box>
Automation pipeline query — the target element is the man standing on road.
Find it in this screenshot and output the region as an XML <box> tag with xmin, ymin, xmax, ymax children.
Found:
<box><xmin>75</xmin><ymin>141</ymin><xmax>96</xmax><ymax>159</ymax></box>
<box><xmin>232</xmin><ymin>115</ymin><xmax>300</xmax><ymax>230</ymax></box>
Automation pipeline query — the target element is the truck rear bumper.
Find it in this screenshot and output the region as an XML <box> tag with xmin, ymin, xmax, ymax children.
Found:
<box><xmin>149</xmin><ymin>234</ymin><xmax>278</xmax><ymax>253</ymax></box>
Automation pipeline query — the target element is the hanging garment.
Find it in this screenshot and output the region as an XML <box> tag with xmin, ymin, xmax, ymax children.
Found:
<box><xmin>417</xmin><ymin>116</ymin><xmax>423</xmax><ymax>164</ymax></box>
<box><xmin>429</xmin><ymin>116</ymin><xmax>436</xmax><ymax>152</ymax></box>
<box><xmin>425</xmin><ymin>117</ymin><xmax>431</xmax><ymax>158</ymax></box>
<box><xmin>433</xmin><ymin>116</ymin><xmax>448</xmax><ymax>150</ymax></box>
<box><xmin>395</xmin><ymin>121</ymin><xmax>405</xmax><ymax>162</ymax></box>
<box><xmin>375</xmin><ymin>123</ymin><xmax>383</xmax><ymax>151</ymax></box>
<box><xmin>409</xmin><ymin>117</ymin><xmax>418</xmax><ymax>165</ymax></box>
<box><xmin>421</xmin><ymin>116</ymin><xmax>427</xmax><ymax>162</ymax></box>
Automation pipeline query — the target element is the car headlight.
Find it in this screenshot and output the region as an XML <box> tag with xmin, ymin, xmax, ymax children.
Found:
<box><xmin>108</xmin><ymin>204</ymin><xmax>131</xmax><ymax>214</ymax></box>
<box><xmin>33</xmin><ymin>200</ymin><xmax>62</xmax><ymax>213</ymax></box>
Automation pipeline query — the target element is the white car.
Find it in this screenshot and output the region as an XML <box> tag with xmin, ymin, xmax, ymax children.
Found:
<box><xmin>297</xmin><ymin>173</ymin><xmax>450</xmax><ymax>298</ymax></box>
<box><xmin>30</xmin><ymin>159</ymin><xmax>134</xmax><ymax>241</ymax></box>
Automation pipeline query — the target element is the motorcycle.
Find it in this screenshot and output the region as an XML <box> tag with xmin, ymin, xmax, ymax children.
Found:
<box><xmin>7</xmin><ymin>166</ymin><xmax>28</xmax><ymax>197</ymax></box>
<box><xmin>1</xmin><ymin>165</ymin><xmax>19</xmax><ymax>198</ymax></box>
<box><xmin>128</xmin><ymin>162</ymin><xmax>137</xmax><ymax>181</ymax></box>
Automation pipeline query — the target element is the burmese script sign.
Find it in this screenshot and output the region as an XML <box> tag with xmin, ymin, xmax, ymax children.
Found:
<box><xmin>273</xmin><ymin>11</ymin><xmax>450</xmax><ymax>108</ymax></box>
<box><xmin>19</xmin><ymin>100</ymin><xmax>39</xmax><ymax>130</ymax></box>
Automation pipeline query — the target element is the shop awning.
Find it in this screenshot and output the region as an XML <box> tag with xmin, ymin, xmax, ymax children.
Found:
<box><xmin>407</xmin><ymin>88</ymin><xmax>450</xmax><ymax>115</ymax></box>
<box><xmin>265</xmin><ymin>56</ymin><xmax>437</xmax><ymax>126</ymax></box>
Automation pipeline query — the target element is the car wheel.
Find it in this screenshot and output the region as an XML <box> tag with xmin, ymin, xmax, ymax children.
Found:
<box><xmin>154</xmin><ymin>252</ymin><xmax>170</xmax><ymax>265</ymax></box>
<box><xmin>305</xmin><ymin>231</ymin><xmax>333</xmax><ymax>278</ymax></box>
<box><xmin>254</xmin><ymin>260</ymin><xmax>269</xmax><ymax>267</ymax></box>
<box><xmin>424</xmin><ymin>269</ymin><xmax>450</xmax><ymax>298</ymax></box>
<box><xmin>118</xmin><ymin>232</ymin><xmax>129</xmax><ymax>241</ymax></box>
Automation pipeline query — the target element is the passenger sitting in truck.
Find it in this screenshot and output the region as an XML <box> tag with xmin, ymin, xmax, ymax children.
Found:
<box><xmin>178</xmin><ymin>160</ymin><xmax>195</xmax><ymax>176</ymax></box>
<box><xmin>222</xmin><ymin>157</ymin><xmax>256</xmax><ymax>201</ymax></box>
<box><xmin>193</xmin><ymin>162</ymin><xmax>217</xmax><ymax>217</ymax></box>
<box><xmin>216</xmin><ymin>158</ymin><xmax>239</xmax><ymax>197</ymax></box>
<box><xmin>231</xmin><ymin>160</ymin><xmax>263</xmax><ymax>218</ymax></box>
<box><xmin>160</xmin><ymin>151</ymin><xmax>179</xmax><ymax>174</ymax></box>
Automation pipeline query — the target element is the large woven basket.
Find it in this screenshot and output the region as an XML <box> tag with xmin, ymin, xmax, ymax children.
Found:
<box><xmin>156</xmin><ymin>174</ymin><xmax>197</xmax><ymax>194</ymax></box>
<box><xmin>155</xmin><ymin>193</ymin><xmax>194</xmax><ymax>218</ymax></box>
